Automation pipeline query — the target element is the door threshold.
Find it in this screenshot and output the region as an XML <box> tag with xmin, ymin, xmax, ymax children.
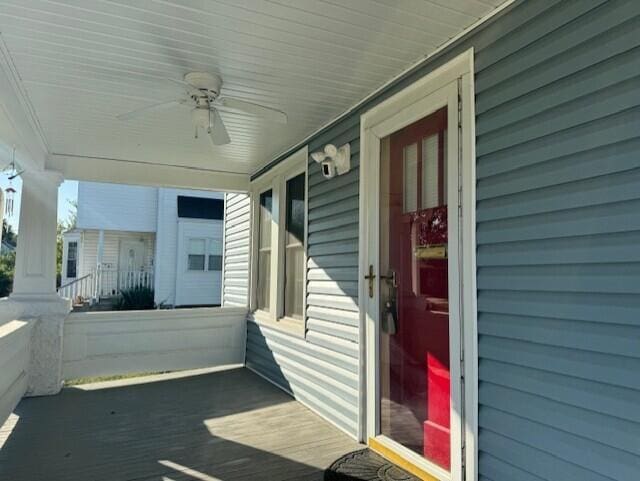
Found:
<box><xmin>368</xmin><ymin>436</ymin><xmax>450</xmax><ymax>481</ymax></box>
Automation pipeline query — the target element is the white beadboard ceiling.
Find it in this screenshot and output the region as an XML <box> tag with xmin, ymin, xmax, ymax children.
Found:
<box><xmin>0</xmin><ymin>0</ymin><xmax>505</xmax><ymax>176</ymax></box>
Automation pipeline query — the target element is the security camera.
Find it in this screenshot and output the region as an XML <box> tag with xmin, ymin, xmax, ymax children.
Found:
<box><xmin>321</xmin><ymin>160</ymin><xmax>336</xmax><ymax>179</ymax></box>
<box><xmin>311</xmin><ymin>143</ymin><xmax>351</xmax><ymax>179</ymax></box>
<box><xmin>323</xmin><ymin>144</ymin><xmax>338</xmax><ymax>158</ymax></box>
<box><xmin>311</xmin><ymin>151</ymin><xmax>326</xmax><ymax>163</ymax></box>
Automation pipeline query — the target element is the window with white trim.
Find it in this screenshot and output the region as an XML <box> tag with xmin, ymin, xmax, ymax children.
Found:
<box><xmin>187</xmin><ymin>238</ymin><xmax>221</xmax><ymax>271</ymax></box>
<box><xmin>256</xmin><ymin>189</ymin><xmax>273</xmax><ymax>310</ymax></box>
<box><xmin>251</xmin><ymin>148</ymin><xmax>307</xmax><ymax>329</ymax></box>
<box><xmin>66</xmin><ymin>241</ymin><xmax>78</xmax><ymax>278</ymax></box>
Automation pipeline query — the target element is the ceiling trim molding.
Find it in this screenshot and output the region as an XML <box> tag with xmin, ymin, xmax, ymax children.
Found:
<box><xmin>47</xmin><ymin>153</ymin><xmax>250</xmax><ymax>192</ymax></box>
<box><xmin>0</xmin><ymin>33</ymin><xmax>50</xmax><ymax>163</ymax></box>
<box><xmin>251</xmin><ymin>0</ymin><xmax>517</xmax><ymax>180</ymax></box>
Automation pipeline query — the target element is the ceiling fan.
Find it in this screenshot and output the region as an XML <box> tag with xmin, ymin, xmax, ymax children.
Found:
<box><xmin>116</xmin><ymin>72</ymin><xmax>288</xmax><ymax>146</ymax></box>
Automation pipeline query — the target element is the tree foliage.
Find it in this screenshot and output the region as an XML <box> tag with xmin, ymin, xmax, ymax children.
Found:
<box><xmin>0</xmin><ymin>251</ymin><xmax>15</xmax><ymax>297</ymax></box>
<box><xmin>2</xmin><ymin>219</ymin><xmax>16</xmax><ymax>246</ymax></box>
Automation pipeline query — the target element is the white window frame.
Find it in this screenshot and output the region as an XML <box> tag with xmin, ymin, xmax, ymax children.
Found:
<box><xmin>250</xmin><ymin>146</ymin><xmax>308</xmax><ymax>335</ymax></box>
<box><xmin>62</xmin><ymin>233</ymin><xmax>81</xmax><ymax>281</ymax></box>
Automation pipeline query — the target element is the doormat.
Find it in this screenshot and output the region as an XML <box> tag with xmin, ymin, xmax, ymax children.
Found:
<box><xmin>325</xmin><ymin>449</ymin><xmax>420</xmax><ymax>481</ymax></box>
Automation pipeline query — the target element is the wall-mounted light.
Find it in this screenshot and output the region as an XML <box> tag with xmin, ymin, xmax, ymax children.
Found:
<box><xmin>310</xmin><ymin>143</ymin><xmax>351</xmax><ymax>179</ymax></box>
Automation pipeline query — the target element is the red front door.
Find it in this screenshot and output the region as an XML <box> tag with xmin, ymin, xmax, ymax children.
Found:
<box><xmin>379</xmin><ymin>107</ymin><xmax>451</xmax><ymax>469</ymax></box>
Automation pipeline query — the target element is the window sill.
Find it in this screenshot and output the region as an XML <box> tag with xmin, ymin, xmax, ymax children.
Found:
<box><xmin>251</xmin><ymin>310</ymin><xmax>305</xmax><ymax>338</ymax></box>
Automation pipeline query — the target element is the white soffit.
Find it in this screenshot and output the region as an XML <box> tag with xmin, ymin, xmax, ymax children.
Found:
<box><xmin>0</xmin><ymin>0</ymin><xmax>505</xmax><ymax>176</ymax></box>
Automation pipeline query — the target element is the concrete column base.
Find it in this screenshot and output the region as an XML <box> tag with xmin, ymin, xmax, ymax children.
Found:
<box><xmin>2</xmin><ymin>295</ymin><xmax>71</xmax><ymax>396</ymax></box>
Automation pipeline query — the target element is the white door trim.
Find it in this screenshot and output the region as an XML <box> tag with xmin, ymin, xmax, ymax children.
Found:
<box><xmin>358</xmin><ymin>48</ymin><xmax>477</xmax><ymax>481</ymax></box>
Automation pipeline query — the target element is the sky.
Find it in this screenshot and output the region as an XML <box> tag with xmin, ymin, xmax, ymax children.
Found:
<box><xmin>0</xmin><ymin>175</ymin><xmax>78</xmax><ymax>232</ymax></box>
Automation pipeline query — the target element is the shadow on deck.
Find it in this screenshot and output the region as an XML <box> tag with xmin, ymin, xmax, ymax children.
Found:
<box><xmin>0</xmin><ymin>368</ymin><xmax>361</xmax><ymax>480</ymax></box>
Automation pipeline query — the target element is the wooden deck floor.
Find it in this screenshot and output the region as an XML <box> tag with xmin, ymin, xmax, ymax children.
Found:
<box><xmin>0</xmin><ymin>368</ymin><xmax>361</xmax><ymax>481</ymax></box>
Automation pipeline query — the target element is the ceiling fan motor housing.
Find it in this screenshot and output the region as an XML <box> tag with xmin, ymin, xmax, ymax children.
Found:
<box><xmin>184</xmin><ymin>72</ymin><xmax>222</xmax><ymax>98</ymax></box>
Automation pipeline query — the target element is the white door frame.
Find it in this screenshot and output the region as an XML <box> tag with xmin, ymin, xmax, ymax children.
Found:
<box><xmin>358</xmin><ymin>49</ymin><xmax>477</xmax><ymax>481</ymax></box>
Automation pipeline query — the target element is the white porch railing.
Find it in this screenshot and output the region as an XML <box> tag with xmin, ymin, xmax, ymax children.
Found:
<box><xmin>95</xmin><ymin>267</ymin><xmax>154</xmax><ymax>298</ymax></box>
<box><xmin>58</xmin><ymin>267</ymin><xmax>154</xmax><ymax>302</ymax></box>
<box><xmin>58</xmin><ymin>273</ymin><xmax>94</xmax><ymax>302</ymax></box>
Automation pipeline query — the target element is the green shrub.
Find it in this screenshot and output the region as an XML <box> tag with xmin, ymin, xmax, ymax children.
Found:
<box><xmin>115</xmin><ymin>285</ymin><xmax>155</xmax><ymax>311</ymax></box>
<box><xmin>0</xmin><ymin>252</ymin><xmax>15</xmax><ymax>298</ymax></box>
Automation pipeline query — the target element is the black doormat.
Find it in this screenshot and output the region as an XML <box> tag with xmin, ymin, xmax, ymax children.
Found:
<box><xmin>324</xmin><ymin>449</ymin><xmax>420</xmax><ymax>481</ymax></box>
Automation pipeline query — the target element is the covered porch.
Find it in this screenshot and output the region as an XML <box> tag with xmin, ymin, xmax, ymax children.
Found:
<box><xmin>0</xmin><ymin>367</ymin><xmax>361</xmax><ymax>481</ymax></box>
<box><xmin>2</xmin><ymin>1</ymin><xmax>637</xmax><ymax>481</ymax></box>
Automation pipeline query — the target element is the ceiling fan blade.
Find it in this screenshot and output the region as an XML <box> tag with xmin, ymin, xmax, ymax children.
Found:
<box><xmin>209</xmin><ymin>109</ymin><xmax>231</xmax><ymax>146</ymax></box>
<box><xmin>165</xmin><ymin>77</ymin><xmax>193</xmax><ymax>89</ymax></box>
<box><xmin>216</xmin><ymin>97</ymin><xmax>287</xmax><ymax>124</ymax></box>
<box><xmin>116</xmin><ymin>99</ymin><xmax>186</xmax><ymax>121</ymax></box>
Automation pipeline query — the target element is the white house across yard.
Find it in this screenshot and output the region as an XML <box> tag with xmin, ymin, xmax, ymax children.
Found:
<box><xmin>61</xmin><ymin>182</ymin><xmax>224</xmax><ymax>307</ymax></box>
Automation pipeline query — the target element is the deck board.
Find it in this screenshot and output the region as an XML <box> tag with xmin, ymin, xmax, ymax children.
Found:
<box><xmin>0</xmin><ymin>367</ymin><xmax>361</xmax><ymax>481</ymax></box>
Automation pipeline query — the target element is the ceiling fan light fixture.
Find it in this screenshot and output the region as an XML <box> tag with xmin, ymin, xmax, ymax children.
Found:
<box><xmin>191</xmin><ymin>107</ymin><xmax>211</xmax><ymax>130</ymax></box>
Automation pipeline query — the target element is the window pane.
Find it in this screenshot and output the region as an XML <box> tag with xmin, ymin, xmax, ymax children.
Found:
<box><xmin>259</xmin><ymin>190</ymin><xmax>273</xmax><ymax>249</ymax></box>
<box><xmin>422</xmin><ymin>134</ymin><xmax>439</xmax><ymax>209</ymax></box>
<box><xmin>188</xmin><ymin>255</ymin><xmax>205</xmax><ymax>270</ymax></box>
<box><xmin>284</xmin><ymin>244</ymin><xmax>304</xmax><ymax>319</ymax></box>
<box><xmin>188</xmin><ymin>239</ymin><xmax>206</xmax><ymax>255</ymax></box>
<box><xmin>257</xmin><ymin>251</ymin><xmax>271</xmax><ymax>310</ymax></box>
<box><xmin>284</xmin><ymin>173</ymin><xmax>305</xmax><ymax>319</ymax></box>
<box><xmin>403</xmin><ymin>143</ymin><xmax>418</xmax><ymax>212</ymax></box>
<box><xmin>68</xmin><ymin>242</ymin><xmax>77</xmax><ymax>260</ymax></box>
<box><xmin>209</xmin><ymin>239</ymin><xmax>222</xmax><ymax>253</ymax></box>
<box><xmin>256</xmin><ymin>190</ymin><xmax>273</xmax><ymax>310</ymax></box>
<box><xmin>66</xmin><ymin>260</ymin><xmax>77</xmax><ymax>278</ymax></box>
<box><xmin>285</xmin><ymin>174</ymin><xmax>305</xmax><ymax>244</ymax></box>
<box><xmin>208</xmin><ymin>255</ymin><xmax>222</xmax><ymax>271</ymax></box>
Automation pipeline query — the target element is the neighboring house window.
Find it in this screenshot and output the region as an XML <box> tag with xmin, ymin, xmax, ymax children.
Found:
<box><xmin>187</xmin><ymin>239</ymin><xmax>206</xmax><ymax>270</ymax></box>
<box><xmin>188</xmin><ymin>238</ymin><xmax>222</xmax><ymax>272</ymax></box>
<box><xmin>250</xmin><ymin>148</ymin><xmax>307</xmax><ymax>328</ymax></box>
<box><xmin>66</xmin><ymin>241</ymin><xmax>78</xmax><ymax>278</ymax></box>
<box><xmin>177</xmin><ymin>196</ymin><xmax>224</xmax><ymax>220</ymax></box>
<box><xmin>256</xmin><ymin>190</ymin><xmax>273</xmax><ymax>310</ymax></box>
<box><xmin>208</xmin><ymin>238</ymin><xmax>223</xmax><ymax>271</ymax></box>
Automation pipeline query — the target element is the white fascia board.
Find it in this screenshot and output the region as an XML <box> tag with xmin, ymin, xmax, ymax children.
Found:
<box><xmin>48</xmin><ymin>154</ymin><xmax>250</xmax><ymax>193</ymax></box>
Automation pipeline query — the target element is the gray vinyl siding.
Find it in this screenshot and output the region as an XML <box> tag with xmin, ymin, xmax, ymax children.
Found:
<box><xmin>246</xmin><ymin>0</ymin><xmax>640</xmax><ymax>476</ymax></box>
<box><xmin>221</xmin><ymin>193</ymin><xmax>250</xmax><ymax>308</ymax></box>
<box><xmin>246</xmin><ymin>122</ymin><xmax>361</xmax><ymax>437</ymax></box>
<box><xmin>473</xmin><ymin>1</ymin><xmax>640</xmax><ymax>479</ymax></box>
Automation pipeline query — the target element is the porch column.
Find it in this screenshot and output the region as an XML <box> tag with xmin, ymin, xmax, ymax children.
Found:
<box><xmin>9</xmin><ymin>169</ymin><xmax>71</xmax><ymax>396</ymax></box>
<box><xmin>12</xmin><ymin>170</ymin><xmax>63</xmax><ymax>297</ymax></box>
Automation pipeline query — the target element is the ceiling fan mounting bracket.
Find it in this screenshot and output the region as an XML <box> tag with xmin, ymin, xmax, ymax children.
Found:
<box><xmin>184</xmin><ymin>72</ymin><xmax>222</xmax><ymax>98</ymax></box>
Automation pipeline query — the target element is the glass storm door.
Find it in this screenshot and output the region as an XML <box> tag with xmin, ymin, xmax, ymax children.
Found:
<box><xmin>379</xmin><ymin>107</ymin><xmax>452</xmax><ymax>470</ymax></box>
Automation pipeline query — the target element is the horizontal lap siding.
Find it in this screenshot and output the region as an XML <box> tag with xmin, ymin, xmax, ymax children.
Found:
<box><xmin>475</xmin><ymin>1</ymin><xmax>640</xmax><ymax>480</ymax></box>
<box><xmin>246</xmin><ymin>122</ymin><xmax>361</xmax><ymax>437</ymax></box>
<box><xmin>245</xmin><ymin>0</ymin><xmax>640</xmax><ymax>470</ymax></box>
<box><xmin>222</xmin><ymin>193</ymin><xmax>250</xmax><ymax>308</ymax></box>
